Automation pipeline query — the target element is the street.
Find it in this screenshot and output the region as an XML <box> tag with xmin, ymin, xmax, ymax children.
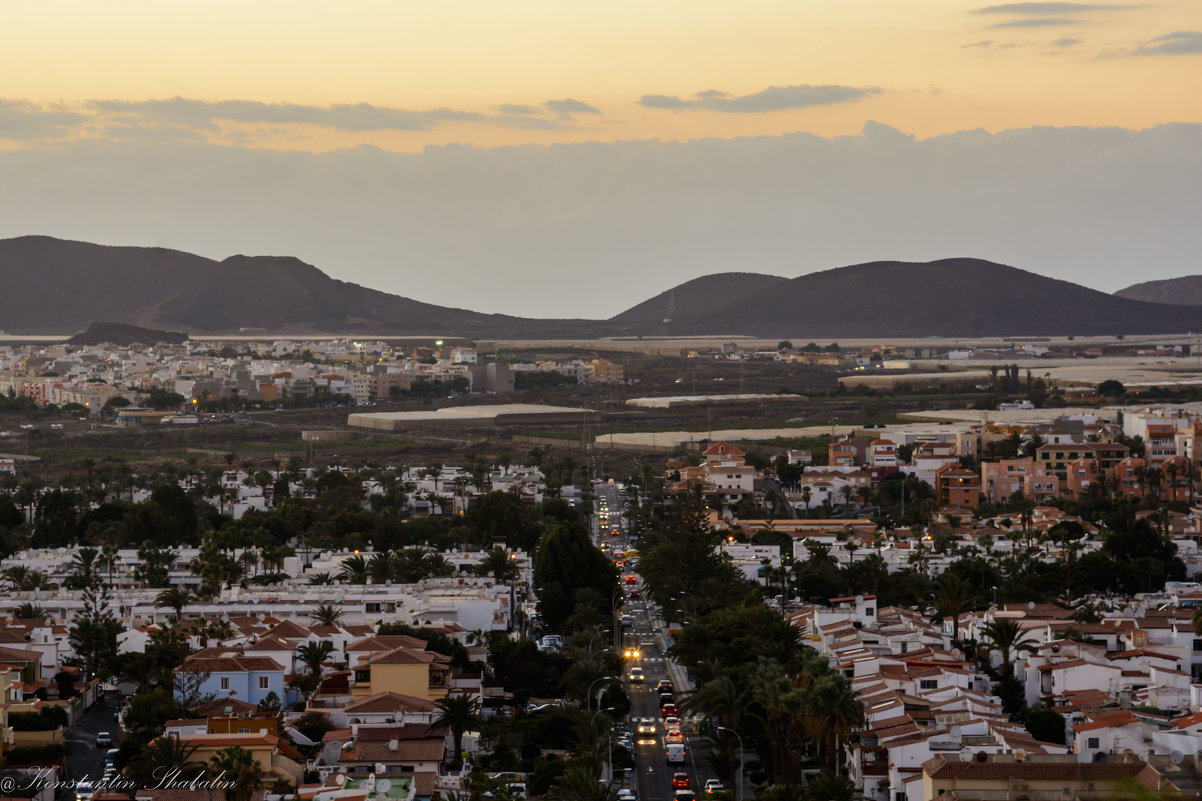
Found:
<box><xmin>65</xmin><ymin>693</ymin><xmax>119</xmax><ymax>787</ymax></box>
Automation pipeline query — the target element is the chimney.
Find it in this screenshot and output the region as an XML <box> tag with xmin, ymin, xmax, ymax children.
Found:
<box><xmin>388</xmin><ymin>738</ymin><xmax>399</xmax><ymax>751</ymax></box>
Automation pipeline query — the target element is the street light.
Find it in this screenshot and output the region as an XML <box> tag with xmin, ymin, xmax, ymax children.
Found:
<box><xmin>590</xmin><ymin>706</ymin><xmax>616</xmax><ymax>785</ymax></box>
<box><xmin>587</xmin><ymin>675</ymin><xmax>617</xmax><ymax>710</ymax></box>
<box><xmin>717</xmin><ymin>726</ymin><xmax>744</xmax><ymax>801</ymax></box>
<box><xmin>611</xmin><ymin>586</ymin><xmax>624</xmax><ymax>653</ymax></box>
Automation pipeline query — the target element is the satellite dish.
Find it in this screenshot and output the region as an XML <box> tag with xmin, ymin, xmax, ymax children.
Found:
<box><xmin>336</xmin><ymin>774</ymin><xmax>348</xmax><ymax>785</ymax></box>
<box><xmin>855</xmin><ymin>595</ymin><xmax>864</xmax><ymax>604</ymax></box>
<box><xmin>377</xmin><ymin>780</ymin><xmax>392</xmax><ymax>793</ymax></box>
<box><xmin>1027</xmin><ymin>601</ymin><xmax>1036</xmax><ymax>610</ymax></box>
<box><xmin>1170</xmin><ymin>750</ymin><xmax>1185</xmax><ymax>765</ymax></box>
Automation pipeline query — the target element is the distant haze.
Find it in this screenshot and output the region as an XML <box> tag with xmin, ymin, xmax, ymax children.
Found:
<box><xmin>1</xmin><ymin>122</ymin><xmax>1200</xmax><ymax>318</ymax></box>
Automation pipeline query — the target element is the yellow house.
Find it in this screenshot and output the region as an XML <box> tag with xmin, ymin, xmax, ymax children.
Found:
<box><xmin>351</xmin><ymin>646</ymin><xmax>450</xmax><ymax>701</ymax></box>
<box><xmin>174</xmin><ymin>732</ymin><xmax>304</xmax><ymax>784</ymax></box>
<box><xmin>0</xmin><ymin>667</ymin><xmax>15</xmax><ymax>756</ymax></box>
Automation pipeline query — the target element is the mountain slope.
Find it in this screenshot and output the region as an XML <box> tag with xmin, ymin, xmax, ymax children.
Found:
<box><xmin>660</xmin><ymin>258</ymin><xmax>1202</xmax><ymax>337</ymax></box>
<box><xmin>0</xmin><ymin>236</ymin><xmax>521</xmax><ymax>334</ymax></box>
<box><xmin>1115</xmin><ymin>277</ymin><xmax>1202</xmax><ymax>306</ymax></box>
<box><xmin>610</xmin><ymin>272</ymin><xmax>787</xmax><ymax>323</ymax></box>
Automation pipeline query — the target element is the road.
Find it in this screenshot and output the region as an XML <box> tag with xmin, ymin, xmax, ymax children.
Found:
<box><xmin>65</xmin><ymin>693</ymin><xmax>119</xmax><ymax>787</ymax></box>
<box><xmin>592</xmin><ymin>480</ymin><xmax>722</xmax><ymax>801</ymax></box>
<box><xmin>621</xmin><ymin>576</ymin><xmax>719</xmax><ymax>801</ymax></box>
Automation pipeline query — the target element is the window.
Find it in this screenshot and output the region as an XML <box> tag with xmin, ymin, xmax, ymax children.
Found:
<box><xmin>919</xmin><ymin>679</ymin><xmax>937</xmax><ymax>690</ymax></box>
<box><xmin>365</xmin><ymin>602</ymin><xmax>381</xmax><ymax>613</ymax></box>
<box><xmin>220</xmin><ymin>677</ymin><xmax>230</xmax><ymax>691</ymax></box>
<box><xmin>1087</xmin><ymin>737</ymin><xmax>1100</xmax><ymax>749</ymax></box>
<box><xmin>258</xmin><ymin>676</ymin><xmax>270</xmax><ymax>690</ymax></box>
<box><xmin>238</xmin><ymin>728</ymin><xmax>250</xmax><ymax>734</ymax></box>
<box><xmin>865</xmin><ymin>607</ymin><xmax>875</xmax><ymax>616</ymax></box>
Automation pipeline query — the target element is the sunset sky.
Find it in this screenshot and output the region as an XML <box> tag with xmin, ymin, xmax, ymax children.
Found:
<box><xmin>2</xmin><ymin>1</ymin><xmax>1201</xmax><ymax>317</ymax></box>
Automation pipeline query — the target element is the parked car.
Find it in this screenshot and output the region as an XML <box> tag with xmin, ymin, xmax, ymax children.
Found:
<box><xmin>704</xmin><ymin>780</ymin><xmax>724</xmax><ymax>795</ymax></box>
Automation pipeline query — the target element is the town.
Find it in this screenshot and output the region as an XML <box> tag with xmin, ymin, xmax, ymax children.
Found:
<box><xmin>5</xmin><ymin>336</ymin><xmax>1202</xmax><ymax>801</ymax></box>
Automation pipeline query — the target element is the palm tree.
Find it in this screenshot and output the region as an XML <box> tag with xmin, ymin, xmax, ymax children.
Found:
<box><xmin>127</xmin><ymin>735</ymin><xmax>205</xmax><ymax>787</ymax></box>
<box><xmin>155</xmin><ymin>586</ymin><xmax>193</xmax><ymax>618</ymax></box>
<box><xmin>982</xmin><ymin>618</ymin><xmax>1038</xmax><ymax>676</ymax></box>
<box><xmin>295</xmin><ymin>640</ymin><xmax>335</xmax><ymax>678</ymax></box>
<box><xmin>805</xmin><ymin>771</ymin><xmax>855</xmax><ymax>801</ymax></box>
<box><xmin>931</xmin><ymin>573</ymin><xmax>981</xmax><ymax>643</ymax></box>
<box><xmin>339</xmin><ymin>554</ymin><xmax>368</xmax><ymax>584</ymax></box>
<box><xmin>548</xmin><ymin>764</ymin><xmax>617</xmax><ymax>801</ymax></box>
<box><xmin>432</xmin><ymin>693</ymin><xmax>480</xmax><ymax>767</ymax></box>
<box><xmin>13</xmin><ymin>602</ymin><xmax>47</xmax><ymax>620</ymax></box>
<box><xmin>208</xmin><ymin>745</ymin><xmax>262</xmax><ymax>801</ymax></box>
<box><xmin>805</xmin><ymin>674</ymin><xmax>862</xmax><ymax>771</ymax></box>
<box><xmin>98</xmin><ymin>545</ymin><xmax>119</xmax><ymax>587</ymax></box>
<box><xmin>69</xmin><ymin>547</ymin><xmax>101</xmax><ymax>588</ymax></box>
<box><xmin>307</xmin><ymin>572</ymin><xmax>337</xmax><ymax>585</ymax></box>
<box><xmin>309</xmin><ymin>603</ymin><xmax>344</xmax><ymax>626</ymax></box>
<box><xmin>475</xmin><ymin>546</ymin><xmax>519</xmax><ymax>583</ymax></box>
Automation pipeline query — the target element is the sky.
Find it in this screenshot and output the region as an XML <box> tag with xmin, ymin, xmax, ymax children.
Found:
<box><xmin>1</xmin><ymin>0</ymin><xmax>1201</xmax><ymax>319</ymax></box>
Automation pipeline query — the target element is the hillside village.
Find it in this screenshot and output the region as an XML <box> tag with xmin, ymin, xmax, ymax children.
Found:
<box><xmin>7</xmin><ymin>339</ymin><xmax>1202</xmax><ymax>799</ymax></box>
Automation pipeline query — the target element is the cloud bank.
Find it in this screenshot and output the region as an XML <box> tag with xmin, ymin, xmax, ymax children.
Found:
<box><xmin>0</xmin><ymin>122</ymin><xmax>1199</xmax><ymax>319</ymax></box>
<box><xmin>638</xmin><ymin>84</ymin><xmax>880</xmax><ymax>113</ymax></box>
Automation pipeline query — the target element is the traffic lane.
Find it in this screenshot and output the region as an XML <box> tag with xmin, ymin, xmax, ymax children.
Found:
<box><xmin>629</xmin><ymin>643</ymin><xmax>673</xmax><ymax>801</ymax></box>
<box><xmin>66</xmin><ymin>693</ymin><xmax>119</xmax><ymax>782</ymax></box>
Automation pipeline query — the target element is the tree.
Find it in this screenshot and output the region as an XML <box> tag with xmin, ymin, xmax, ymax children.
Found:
<box><xmin>432</xmin><ymin>693</ymin><xmax>480</xmax><ymax>768</ymax></box>
<box><xmin>127</xmin><ymin>734</ymin><xmax>205</xmax><ymax>788</ymax></box>
<box><xmin>69</xmin><ymin>586</ymin><xmax>124</xmax><ymax>680</ymax></box>
<box><xmin>475</xmin><ymin>546</ymin><xmax>520</xmax><ymax>583</ymax></box>
<box><xmin>295</xmin><ymin>641</ymin><xmax>335</xmax><ymax>678</ymax></box>
<box><xmin>533</xmin><ymin>522</ymin><xmax>617</xmax><ymax>631</ymax></box>
<box><xmin>155</xmin><ymin>586</ymin><xmax>193</xmax><ymax>618</ymax></box>
<box><xmin>208</xmin><ymin>745</ymin><xmax>262</xmax><ymax>801</ymax></box>
<box><xmin>1097</xmin><ymin>379</ymin><xmax>1125</xmax><ymax>397</ymax></box>
<box><xmin>982</xmin><ymin>618</ymin><xmax>1038</xmax><ymax>677</ymax></box>
<box><xmin>309</xmin><ymin>603</ymin><xmax>345</xmax><ymax>626</ymax></box>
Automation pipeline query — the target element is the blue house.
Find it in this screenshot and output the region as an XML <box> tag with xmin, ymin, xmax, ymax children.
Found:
<box><xmin>174</xmin><ymin>650</ymin><xmax>287</xmax><ymax>708</ymax></box>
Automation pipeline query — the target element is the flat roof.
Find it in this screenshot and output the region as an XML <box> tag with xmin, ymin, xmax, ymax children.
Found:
<box><xmin>348</xmin><ymin>404</ymin><xmax>594</xmax><ymax>430</ymax></box>
<box><xmin>627</xmin><ymin>394</ymin><xmax>803</xmax><ymax>409</ymax></box>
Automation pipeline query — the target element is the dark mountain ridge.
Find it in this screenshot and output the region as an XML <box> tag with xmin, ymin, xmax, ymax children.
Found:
<box><xmin>1115</xmin><ymin>276</ymin><xmax>1202</xmax><ymax>306</ymax></box>
<box><xmin>609</xmin><ymin>272</ymin><xmax>787</xmax><ymax>323</ymax></box>
<box><xmin>648</xmin><ymin>258</ymin><xmax>1202</xmax><ymax>338</ymax></box>
<box><xmin>3</xmin><ymin>237</ymin><xmax>1200</xmax><ymax>338</ymax></box>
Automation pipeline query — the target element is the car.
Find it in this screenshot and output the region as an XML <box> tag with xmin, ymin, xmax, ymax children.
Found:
<box><xmin>656</xmin><ymin>680</ymin><xmax>674</xmax><ymax>693</ymax></box>
<box><xmin>624</xmin><ymin>575</ymin><xmax>637</xmax><ymax>584</ymax></box>
<box><xmin>659</xmin><ymin>693</ymin><xmax>676</xmax><ymax>706</ymax></box>
<box><xmin>617</xmin><ymin>791</ymin><xmax>637</xmax><ymax>801</ymax></box>
<box><xmin>674</xmin><ymin>792</ymin><xmax>697</xmax><ymax>801</ymax></box>
<box><xmin>509</xmin><ymin>784</ymin><xmax>528</xmax><ymax>799</ymax></box>
<box><xmin>704</xmin><ymin>780</ymin><xmax>724</xmax><ymax>795</ymax></box>
<box><xmin>661</xmin><ymin>703</ymin><xmax>678</xmax><ymax>718</ymax></box>
<box><xmin>664</xmin><ymin>716</ymin><xmax>681</xmax><ymax>730</ymax></box>
<box><xmin>491</xmin><ymin>772</ymin><xmax>523</xmax><ymax>783</ymax></box>
<box><xmin>76</xmin><ymin>783</ymin><xmax>95</xmax><ymax>801</ymax></box>
<box><xmin>672</xmin><ymin>773</ymin><xmax>691</xmax><ymax>789</ymax></box>
<box><xmin>105</xmin><ymin>748</ymin><xmax>119</xmax><ymax>765</ymax></box>
<box><xmin>19</xmin><ymin>424</ymin><xmax>34</xmax><ymax>430</ymax></box>
<box><xmin>665</xmin><ymin>729</ymin><xmax>684</xmax><ymax>743</ymax></box>
<box><xmin>629</xmin><ymin>667</ymin><xmax>645</xmax><ymax>682</ymax></box>
<box><xmin>621</xmin><ymin>615</ymin><xmax>634</xmax><ymax>627</ymax></box>
<box><xmin>628</xmin><ymin>590</ymin><xmax>642</xmax><ymax>600</ymax></box>
<box><xmin>50</xmin><ymin>423</ymin><xmax>64</xmax><ymax>429</ymax></box>
<box><xmin>636</xmin><ymin>718</ymin><xmax>657</xmax><ymax>735</ymax></box>
<box><xmin>96</xmin><ymin>731</ymin><xmax>113</xmax><ymax>747</ymax></box>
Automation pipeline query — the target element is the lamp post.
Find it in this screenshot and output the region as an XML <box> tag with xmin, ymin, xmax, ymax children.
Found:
<box><xmin>587</xmin><ymin>675</ymin><xmax>617</xmax><ymax>710</ymax></box>
<box><xmin>612</xmin><ymin>586</ymin><xmax>624</xmax><ymax>654</ymax></box>
<box><xmin>717</xmin><ymin>726</ymin><xmax>744</xmax><ymax>801</ymax></box>
<box><xmin>590</xmin><ymin>706</ymin><xmax>615</xmax><ymax>784</ymax></box>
